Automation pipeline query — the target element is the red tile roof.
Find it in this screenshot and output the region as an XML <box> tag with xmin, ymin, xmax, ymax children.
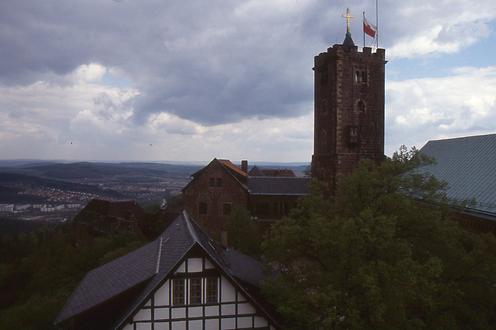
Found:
<box><xmin>218</xmin><ymin>159</ymin><xmax>248</xmax><ymax>177</ymax></box>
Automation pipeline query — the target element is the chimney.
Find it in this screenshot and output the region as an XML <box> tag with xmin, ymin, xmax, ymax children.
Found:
<box><xmin>241</xmin><ymin>160</ymin><xmax>248</xmax><ymax>173</ymax></box>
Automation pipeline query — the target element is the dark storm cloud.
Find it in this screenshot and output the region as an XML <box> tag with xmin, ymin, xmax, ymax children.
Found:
<box><xmin>1</xmin><ymin>0</ymin><xmax>494</xmax><ymax>127</ymax></box>
<box><xmin>0</xmin><ymin>0</ymin><xmax>352</xmax><ymax>125</ymax></box>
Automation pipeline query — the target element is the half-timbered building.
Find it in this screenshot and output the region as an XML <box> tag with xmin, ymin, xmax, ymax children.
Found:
<box><xmin>55</xmin><ymin>211</ymin><xmax>279</xmax><ymax>330</ymax></box>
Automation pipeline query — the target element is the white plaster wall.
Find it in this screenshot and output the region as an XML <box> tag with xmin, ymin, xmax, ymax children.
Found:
<box><xmin>221</xmin><ymin>303</ymin><xmax>235</xmax><ymax>315</ymax></box>
<box><xmin>255</xmin><ymin>316</ymin><xmax>269</xmax><ymax>327</ymax></box>
<box><xmin>175</xmin><ymin>261</ymin><xmax>186</xmax><ymax>273</ymax></box>
<box><xmin>154</xmin><ymin>280</ymin><xmax>170</xmax><ymax>305</ymax></box>
<box><xmin>221</xmin><ymin>317</ymin><xmax>235</xmax><ymax>329</ymax></box>
<box><xmin>205</xmin><ymin>305</ymin><xmax>219</xmax><ymax>316</ymax></box>
<box><xmin>238</xmin><ymin>316</ymin><xmax>252</xmax><ymax>328</ymax></box>
<box><xmin>238</xmin><ymin>302</ymin><xmax>256</xmax><ymax>314</ymax></box>
<box><xmin>205</xmin><ymin>319</ymin><xmax>218</xmax><ymax>330</ymax></box>
<box><xmin>171</xmin><ymin>320</ymin><xmax>186</xmax><ymax>330</ymax></box>
<box><xmin>136</xmin><ymin>323</ymin><xmax>152</xmax><ymax>330</ymax></box>
<box><xmin>122</xmin><ymin>324</ymin><xmax>133</xmax><ymax>330</ymax></box>
<box><xmin>205</xmin><ymin>259</ymin><xmax>214</xmax><ymax>269</ymax></box>
<box><xmin>189</xmin><ymin>306</ymin><xmax>203</xmax><ymax>317</ymax></box>
<box><xmin>171</xmin><ymin>307</ymin><xmax>186</xmax><ymax>319</ymax></box>
<box><xmin>133</xmin><ymin>309</ymin><xmax>151</xmax><ymax>322</ymax></box>
<box><xmin>188</xmin><ymin>258</ymin><xmax>203</xmax><ymax>272</ymax></box>
<box><xmin>155</xmin><ymin>307</ymin><xmax>169</xmax><ymax>319</ymax></box>
<box><xmin>189</xmin><ymin>320</ymin><xmax>202</xmax><ymax>330</ymax></box>
<box><xmin>220</xmin><ymin>275</ymin><xmax>236</xmax><ymax>301</ymax></box>
<box><xmin>155</xmin><ymin>323</ymin><xmax>169</xmax><ymax>330</ymax></box>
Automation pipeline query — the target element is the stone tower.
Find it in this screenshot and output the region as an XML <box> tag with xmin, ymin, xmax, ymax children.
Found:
<box><xmin>311</xmin><ymin>25</ymin><xmax>386</xmax><ymax>193</ymax></box>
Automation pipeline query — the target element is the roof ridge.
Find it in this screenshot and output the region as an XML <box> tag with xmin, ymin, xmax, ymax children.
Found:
<box><xmin>155</xmin><ymin>236</ymin><xmax>170</xmax><ymax>274</ymax></box>
<box><xmin>182</xmin><ymin>210</ymin><xmax>200</xmax><ymax>243</ymax></box>
<box><xmin>427</xmin><ymin>133</ymin><xmax>496</xmax><ymax>144</ymax></box>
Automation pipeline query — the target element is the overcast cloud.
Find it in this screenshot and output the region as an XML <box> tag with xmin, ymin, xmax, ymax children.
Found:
<box><xmin>0</xmin><ymin>0</ymin><xmax>495</xmax><ymax>161</ymax></box>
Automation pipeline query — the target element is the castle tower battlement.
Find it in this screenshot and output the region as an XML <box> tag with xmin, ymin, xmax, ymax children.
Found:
<box><xmin>311</xmin><ymin>35</ymin><xmax>386</xmax><ymax>193</ymax></box>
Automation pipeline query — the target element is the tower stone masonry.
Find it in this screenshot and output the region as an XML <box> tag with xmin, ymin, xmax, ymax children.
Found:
<box><xmin>311</xmin><ymin>32</ymin><xmax>386</xmax><ymax>192</ymax></box>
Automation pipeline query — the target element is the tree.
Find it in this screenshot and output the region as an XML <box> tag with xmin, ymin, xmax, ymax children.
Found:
<box><xmin>227</xmin><ymin>205</ymin><xmax>261</xmax><ymax>257</ymax></box>
<box><xmin>262</xmin><ymin>147</ymin><xmax>496</xmax><ymax>329</ymax></box>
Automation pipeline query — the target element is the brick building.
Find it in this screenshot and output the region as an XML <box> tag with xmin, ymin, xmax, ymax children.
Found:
<box><xmin>311</xmin><ymin>28</ymin><xmax>386</xmax><ymax>193</ymax></box>
<box><xmin>183</xmin><ymin>159</ymin><xmax>309</xmax><ymax>239</ymax></box>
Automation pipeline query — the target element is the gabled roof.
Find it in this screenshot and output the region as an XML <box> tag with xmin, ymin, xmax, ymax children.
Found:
<box><xmin>419</xmin><ymin>134</ymin><xmax>496</xmax><ymax>219</ymax></box>
<box><xmin>55</xmin><ymin>211</ymin><xmax>277</xmax><ymax>329</ymax></box>
<box><xmin>183</xmin><ymin>158</ymin><xmax>248</xmax><ymax>193</ymax></box>
<box><xmin>218</xmin><ymin>159</ymin><xmax>248</xmax><ymax>178</ymax></box>
<box><xmin>247</xmin><ymin>176</ymin><xmax>310</xmax><ymax>196</ymax></box>
<box><xmin>55</xmin><ymin>239</ymin><xmax>159</xmax><ymax>324</ymax></box>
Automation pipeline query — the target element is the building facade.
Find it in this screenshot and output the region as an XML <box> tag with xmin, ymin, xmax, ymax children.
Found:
<box><xmin>183</xmin><ymin>159</ymin><xmax>309</xmax><ymax>240</ymax></box>
<box><xmin>55</xmin><ymin>211</ymin><xmax>279</xmax><ymax>330</ymax></box>
<box><xmin>311</xmin><ymin>30</ymin><xmax>386</xmax><ymax>192</ymax></box>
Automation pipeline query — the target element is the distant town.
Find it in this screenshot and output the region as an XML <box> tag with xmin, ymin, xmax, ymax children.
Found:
<box><xmin>0</xmin><ymin>160</ymin><xmax>307</xmax><ymax>223</ymax></box>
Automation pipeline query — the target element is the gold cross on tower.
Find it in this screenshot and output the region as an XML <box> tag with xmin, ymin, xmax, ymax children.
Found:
<box><xmin>341</xmin><ymin>8</ymin><xmax>354</xmax><ymax>34</ymax></box>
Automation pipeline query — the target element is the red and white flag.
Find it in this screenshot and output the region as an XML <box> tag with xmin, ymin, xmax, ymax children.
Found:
<box><xmin>363</xmin><ymin>16</ymin><xmax>377</xmax><ymax>38</ymax></box>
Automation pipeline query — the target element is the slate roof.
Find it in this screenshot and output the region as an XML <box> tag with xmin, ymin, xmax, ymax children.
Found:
<box><xmin>54</xmin><ymin>239</ymin><xmax>158</xmax><ymax>324</ymax></box>
<box><xmin>55</xmin><ymin>210</ymin><xmax>277</xmax><ymax>329</ymax></box>
<box><xmin>249</xmin><ymin>166</ymin><xmax>296</xmax><ymax>177</ymax></box>
<box><xmin>247</xmin><ymin>176</ymin><xmax>310</xmax><ymax>196</ymax></box>
<box><xmin>419</xmin><ymin>134</ymin><xmax>496</xmax><ymax>218</ymax></box>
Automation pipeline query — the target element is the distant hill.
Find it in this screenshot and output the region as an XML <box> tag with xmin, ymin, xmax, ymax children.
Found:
<box><xmin>0</xmin><ymin>172</ymin><xmax>123</xmax><ymax>202</ymax></box>
<box><xmin>1</xmin><ymin>162</ymin><xmax>201</xmax><ymax>180</ymax></box>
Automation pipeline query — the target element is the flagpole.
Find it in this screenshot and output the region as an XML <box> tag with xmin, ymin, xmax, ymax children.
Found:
<box><xmin>376</xmin><ymin>0</ymin><xmax>379</xmax><ymax>48</ymax></box>
<box><xmin>363</xmin><ymin>11</ymin><xmax>366</xmax><ymax>49</ymax></box>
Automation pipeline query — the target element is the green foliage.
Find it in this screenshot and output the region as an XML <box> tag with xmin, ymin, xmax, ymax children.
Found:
<box><xmin>0</xmin><ymin>224</ymin><xmax>146</xmax><ymax>329</ymax></box>
<box><xmin>262</xmin><ymin>147</ymin><xmax>496</xmax><ymax>329</ymax></box>
<box><xmin>227</xmin><ymin>206</ymin><xmax>261</xmax><ymax>257</ymax></box>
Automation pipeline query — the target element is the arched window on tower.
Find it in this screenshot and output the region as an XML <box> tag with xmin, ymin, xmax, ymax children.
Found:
<box><xmin>355</xmin><ymin>99</ymin><xmax>366</xmax><ymax>113</ymax></box>
<box><xmin>355</xmin><ymin>70</ymin><xmax>361</xmax><ymax>83</ymax></box>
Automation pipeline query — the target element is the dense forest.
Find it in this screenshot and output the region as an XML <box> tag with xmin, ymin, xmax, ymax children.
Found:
<box><xmin>0</xmin><ymin>196</ymin><xmax>180</xmax><ymax>330</ymax></box>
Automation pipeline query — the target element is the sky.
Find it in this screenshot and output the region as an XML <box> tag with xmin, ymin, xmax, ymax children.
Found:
<box><xmin>1</xmin><ymin>0</ymin><xmax>495</xmax><ymax>162</ymax></box>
